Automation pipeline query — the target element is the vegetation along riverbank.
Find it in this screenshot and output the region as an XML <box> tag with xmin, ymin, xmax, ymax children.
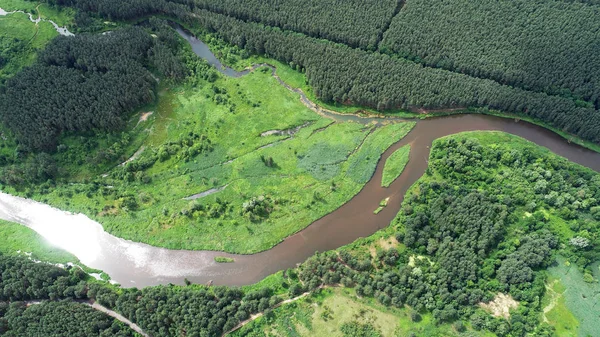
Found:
<box><xmin>0</xmin><ymin>0</ymin><xmax>599</xmax><ymax>336</ymax></box>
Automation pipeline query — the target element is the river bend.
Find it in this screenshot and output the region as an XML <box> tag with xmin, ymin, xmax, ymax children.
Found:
<box><xmin>0</xmin><ymin>28</ymin><xmax>599</xmax><ymax>288</ymax></box>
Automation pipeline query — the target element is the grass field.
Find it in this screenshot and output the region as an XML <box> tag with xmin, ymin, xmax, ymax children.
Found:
<box><xmin>232</xmin><ymin>287</ymin><xmax>494</xmax><ymax>337</ymax></box>
<box><xmin>381</xmin><ymin>145</ymin><xmax>410</xmax><ymax>187</ymax></box>
<box><xmin>0</xmin><ymin>220</ymin><xmax>80</xmax><ymax>265</ymax></box>
<box><xmin>12</xmin><ymin>57</ymin><xmax>414</xmax><ymax>253</ymax></box>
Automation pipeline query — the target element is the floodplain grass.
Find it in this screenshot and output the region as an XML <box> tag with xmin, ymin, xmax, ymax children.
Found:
<box><xmin>194</xmin><ymin>26</ymin><xmax>600</xmax><ymax>154</ymax></box>
<box><xmin>16</xmin><ymin>58</ymin><xmax>415</xmax><ymax>253</ymax></box>
<box><xmin>37</xmin><ymin>2</ymin><xmax>75</xmax><ymax>27</ymax></box>
<box><xmin>541</xmin><ymin>275</ymin><xmax>579</xmax><ymax>337</ymax></box>
<box><xmin>546</xmin><ymin>257</ymin><xmax>600</xmax><ymax>337</ymax></box>
<box><xmin>381</xmin><ymin>145</ymin><xmax>410</xmax><ymax>187</ymax></box>
<box><xmin>0</xmin><ymin>0</ymin><xmax>36</xmax><ymax>11</ymax></box>
<box><xmin>0</xmin><ymin>0</ymin><xmax>75</xmax><ymax>84</ymax></box>
<box><xmin>232</xmin><ymin>287</ymin><xmax>493</xmax><ymax>337</ymax></box>
<box><xmin>344</xmin><ymin>123</ymin><xmax>415</xmax><ymax>184</ymax></box>
<box><xmin>191</xmin><ymin>28</ymin><xmax>418</xmax><ymax>119</ymax></box>
<box><xmin>0</xmin><ymin>219</ymin><xmax>79</xmax><ymax>265</ymax></box>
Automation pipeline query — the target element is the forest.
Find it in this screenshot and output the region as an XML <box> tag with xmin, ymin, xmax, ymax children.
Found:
<box><xmin>0</xmin><ymin>1</ymin><xmax>599</xmax><ymax>336</ymax></box>
<box><xmin>182</xmin><ymin>0</ymin><xmax>401</xmax><ymax>50</ymax></box>
<box><xmin>0</xmin><ymin>19</ymin><xmax>190</xmax><ymax>152</ymax></box>
<box><xmin>21</xmin><ymin>0</ymin><xmax>599</xmax><ymax>146</ymax></box>
<box><xmin>176</xmin><ymin>8</ymin><xmax>600</xmax><ymax>144</ymax></box>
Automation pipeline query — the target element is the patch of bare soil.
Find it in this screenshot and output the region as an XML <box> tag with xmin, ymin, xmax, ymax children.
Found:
<box><xmin>369</xmin><ymin>236</ymin><xmax>399</xmax><ymax>258</ymax></box>
<box><xmin>479</xmin><ymin>293</ymin><xmax>519</xmax><ymax>319</ymax></box>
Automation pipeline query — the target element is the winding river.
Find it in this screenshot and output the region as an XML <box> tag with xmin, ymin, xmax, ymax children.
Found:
<box><xmin>1</xmin><ymin>28</ymin><xmax>600</xmax><ymax>288</ymax></box>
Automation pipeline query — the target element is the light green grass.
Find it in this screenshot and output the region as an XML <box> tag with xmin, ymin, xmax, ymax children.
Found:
<box><xmin>344</xmin><ymin>123</ymin><xmax>415</xmax><ymax>184</ymax></box>
<box><xmin>37</xmin><ymin>2</ymin><xmax>75</xmax><ymax>27</ymax></box>
<box><xmin>0</xmin><ymin>220</ymin><xmax>79</xmax><ymax>265</ymax></box>
<box><xmin>215</xmin><ymin>256</ymin><xmax>234</xmax><ymax>263</ymax></box>
<box><xmin>0</xmin><ymin>0</ymin><xmax>36</xmax><ymax>11</ymax></box>
<box><xmin>381</xmin><ymin>145</ymin><xmax>410</xmax><ymax>187</ymax></box>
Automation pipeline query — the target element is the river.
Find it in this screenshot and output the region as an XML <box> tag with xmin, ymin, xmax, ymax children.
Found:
<box><xmin>0</xmin><ymin>28</ymin><xmax>599</xmax><ymax>288</ymax></box>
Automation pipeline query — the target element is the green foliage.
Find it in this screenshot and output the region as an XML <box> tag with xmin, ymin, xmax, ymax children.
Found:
<box><xmin>0</xmin><ymin>11</ymin><xmax>58</xmax><ymax>84</ymax></box>
<box><xmin>297</xmin><ymin>141</ymin><xmax>352</xmax><ymax>180</ymax></box>
<box><xmin>0</xmin><ymin>301</ymin><xmax>136</xmax><ymax>337</ymax></box>
<box><xmin>288</xmin><ymin>132</ymin><xmax>600</xmax><ymax>337</ymax></box>
<box><xmin>215</xmin><ymin>256</ymin><xmax>234</xmax><ymax>263</ymax></box>
<box><xmin>546</xmin><ymin>258</ymin><xmax>600</xmax><ymax>337</ymax></box>
<box><xmin>340</xmin><ymin>321</ymin><xmax>382</xmax><ymax>337</ymax></box>
<box><xmin>381</xmin><ymin>144</ymin><xmax>410</xmax><ymax>187</ymax></box>
<box><xmin>0</xmin><ymin>254</ymin><xmax>88</xmax><ymax>301</ymax></box>
<box><xmin>185</xmin><ymin>8</ymin><xmax>600</xmax><ymax>145</ymax></box>
<box><xmin>188</xmin><ymin>0</ymin><xmax>400</xmax><ymax>50</ymax></box>
<box><xmin>0</xmin><ymin>28</ymin><xmax>156</xmax><ymax>151</ymax></box>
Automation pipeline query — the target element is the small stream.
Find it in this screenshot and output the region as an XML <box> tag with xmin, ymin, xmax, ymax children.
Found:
<box><xmin>0</xmin><ymin>7</ymin><xmax>74</xmax><ymax>36</ymax></box>
<box><xmin>0</xmin><ymin>26</ymin><xmax>599</xmax><ymax>288</ymax></box>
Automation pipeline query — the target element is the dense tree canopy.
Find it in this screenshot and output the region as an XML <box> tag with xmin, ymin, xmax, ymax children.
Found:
<box><xmin>381</xmin><ymin>0</ymin><xmax>600</xmax><ymax>108</ymax></box>
<box><xmin>0</xmin><ymin>301</ymin><xmax>136</xmax><ymax>337</ymax></box>
<box><xmin>185</xmin><ymin>0</ymin><xmax>401</xmax><ymax>49</ymax></box>
<box><xmin>0</xmin><ymin>20</ymin><xmax>193</xmax><ymax>152</ymax></box>
<box><xmin>26</xmin><ymin>0</ymin><xmax>600</xmax><ymax>146</ymax></box>
<box><xmin>0</xmin><ymin>255</ymin><xmax>88</xmax><ymax>302</ymax></box>
<box><xmin>0</xmin><ymin>28</ymin><xmax>155</xmax><ymax>151</ymax></box>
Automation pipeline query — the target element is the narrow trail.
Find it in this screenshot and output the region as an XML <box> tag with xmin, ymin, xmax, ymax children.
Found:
<box><xmin>87</xmin><ymin>301</ymin><xmax>153</xmax><ymax>337</ymax></box>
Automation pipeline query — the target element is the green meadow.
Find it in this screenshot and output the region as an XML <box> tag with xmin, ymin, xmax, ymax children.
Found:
<box><xmin>381</xmin><ymin>145</ymin><xmax>410</xmax><ymax>187</ymax></box>
<box><xmin>545</xmin><ymin>258</ymin><xmax>600</xmax><ymax>337</ymax></box>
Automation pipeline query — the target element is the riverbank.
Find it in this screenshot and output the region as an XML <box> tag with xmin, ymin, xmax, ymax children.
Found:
<box><xmin>181</xmin><ymin>21</ymin><xmax>600</xmax><ymax>156</ymax></box>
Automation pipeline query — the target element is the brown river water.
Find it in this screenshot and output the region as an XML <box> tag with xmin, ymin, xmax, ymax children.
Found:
<box><xmin>0</xmin><ymin>28</ymin><xmax>598</xmax><ymax>288</ymax></box>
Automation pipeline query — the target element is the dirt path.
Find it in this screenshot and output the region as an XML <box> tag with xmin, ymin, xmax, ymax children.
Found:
<box><xmin>86</xmin><ymin>301</ymin><xmax>153</xmax><ymax>337</ymax></box>
<box><xmin>542</xmin><ymin>279</ymin><xmax>563</xmax><ymax>322</ymax></box>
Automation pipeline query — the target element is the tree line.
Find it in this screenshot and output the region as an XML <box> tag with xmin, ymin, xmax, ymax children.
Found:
<box><xmin>1</xmin><ymin>301</ymin><xmax>136</xmax><ymax>337</ymax></box>
<box><xmin>181</xmin><ymin>0</ymin><xmax>401</xmax><ymax>50</ymax></box>
<box><xmin>380</xmin><ymin>0</ymin><xmax>600</xmax><ymax>109</ymax></box>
